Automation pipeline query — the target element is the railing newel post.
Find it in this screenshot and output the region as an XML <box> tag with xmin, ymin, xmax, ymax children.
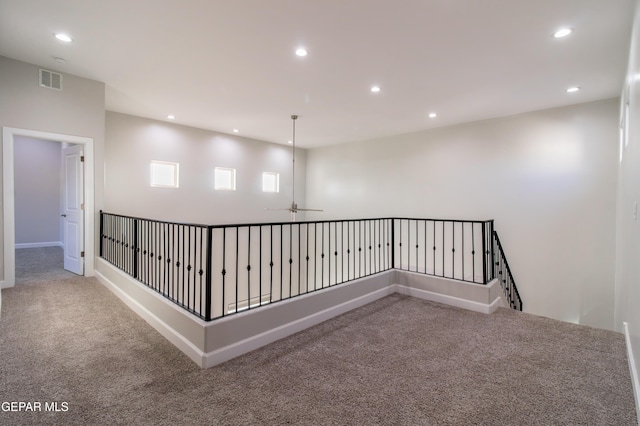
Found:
<box><xmin>490</xmin><ymin>220</ymin><xmax>495</xmax><ymax>281</ymax></box>
<box><xmin>391</xmin><ymin>219</ymin><xmax>396</xmax><ymax>270</ymax></box>
<box><xmin>99</xmin><ymin>210</ymin><xmax>104</xmax><ymax>258</ymax></box>
<box><xmin>133</xmin><ymin>218</ymin><xmax>139</xmax><ymax>279</ymax></box>
<box><xmin>481</xmin><ymin>221</ymin><xmax>487</xmax><ymax>284</ymax></box>
<box><xmin>204</xmin><ymin>225</ymin><xmax>213</xmax><ymax>321</ymax></box>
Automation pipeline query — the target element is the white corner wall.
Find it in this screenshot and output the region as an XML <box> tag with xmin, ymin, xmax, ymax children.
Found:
<box><xmin>305</xmin><ymin>99</ymin><xmax>619</xmax><ymax>331</ymax></box>
<box><xmin>104</xmin><ymin>112</ymin><xmax>306</xmax><ymax>225</ymax></box>
<box><xmin>616</xmin><ymin>0</ymin><xmax>640</xmax><ymax>418</ymax></box>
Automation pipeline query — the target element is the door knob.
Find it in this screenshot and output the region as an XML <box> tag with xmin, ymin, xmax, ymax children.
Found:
<box><xmin>61</xmin><ymin>214</ymin><xmax>67</xmax><ymax>217</ymax></box>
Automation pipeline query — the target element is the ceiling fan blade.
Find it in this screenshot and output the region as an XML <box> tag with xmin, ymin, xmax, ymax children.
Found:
<box><xmin>266</xmin><ymin>207</ymin><xmax>323</xmax><ymax>213</ymax></box>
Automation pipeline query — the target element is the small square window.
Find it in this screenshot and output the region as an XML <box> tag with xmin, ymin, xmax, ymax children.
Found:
<box><xmin>150</xmin><ymin>160</ymin><xmax>179</xmax><ymax>188</ymax></box>
<box><xmin>215</xmin><ymin>167</ymin><xmax>236</xmax><ymax>191</ymax></box>
<box><xmin>262</xmin><ymin>172</ymin><xmax>279</xmax><ymax>193</ymax></box>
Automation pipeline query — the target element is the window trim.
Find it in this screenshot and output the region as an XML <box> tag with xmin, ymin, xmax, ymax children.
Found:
<box><xmin>262</xmin><ymin>171</ymin><xmax>280</xmax><ymax>193</ymax></box>
<box><xmin>214</xmin><ymin>166</ymin><xmax>236</xmax><ymax>191</ymax></box>
<box><xmin>150</xmin><ymin>160</ymin><xmax>179</xmax><ymax>188</ymax></box>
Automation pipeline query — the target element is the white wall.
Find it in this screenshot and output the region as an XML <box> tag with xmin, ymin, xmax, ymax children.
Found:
<box><xmin>105</xmin><ymin>111</ymin><xmax>306</xmax><ymax>225</ymax></box>
<box><xmin>14</xmin><ymin>136</ymin><xmax>62</xmax><ymax>245</ymax></box>
<box><xmin>615</xmin><ymin>0</ymin><xmax>640</xmax><ymax>414</ymax></box>
<box><xmin>0</xmin><ymin>56</ymin><xmax>106</xmax><ymax>280</ymax></box>
<box><xmin>305</xmin><ymin>99</ymin><xmax>619</xmax><ymax>330</ymax></box>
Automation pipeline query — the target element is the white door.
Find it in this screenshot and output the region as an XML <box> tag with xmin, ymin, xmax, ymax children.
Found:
<box><xmin>62</xmin><ymin>144</ymin><xmax>84</xmax><ymax>275</ymax></box>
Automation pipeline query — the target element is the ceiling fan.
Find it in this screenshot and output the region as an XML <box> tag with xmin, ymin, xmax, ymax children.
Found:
<box><xmin>268</xmin><ymin>115</ymin><xmax>323</xmax><ymax>221</ymax></box>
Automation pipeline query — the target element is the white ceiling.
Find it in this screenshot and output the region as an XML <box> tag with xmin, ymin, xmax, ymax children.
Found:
<box><xmin>0</xmin><ymin>0</ymin><xmax>635</xmax><ymax>148</ymax></box>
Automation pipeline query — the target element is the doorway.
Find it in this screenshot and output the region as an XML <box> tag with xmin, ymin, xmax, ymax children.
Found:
<box><xmin>2</xmin><ymin>127</ymin><xmax>95</xmax><ymax>289</ymax></box>
<box><xmin>13</xmin><ymin>137</ymin><xmax>85</xmax><ymax>280</ymax></box>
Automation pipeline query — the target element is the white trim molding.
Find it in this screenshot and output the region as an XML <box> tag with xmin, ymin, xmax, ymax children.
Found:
<box><xmin>623</xmin><ymin>322</ymin><xmax>640</xmax><ymax>424</ymax></box>
<box><xmin>393</xmin><ymin>284</ymin><xmax>503</xmax><ymax>314</ymax></box>
<box><xmin>201</xmin><ymin>286</ymin><xmax>394</xmax><ymax>368</ymax></box>
<box><xmin>2</xmin><ymin>127</ymin><xmax>95</xmax><ymax>288</ymax></box>
<box><xmin>96</xmin><ymin>268</ymin><xmax>206</xmax><ymax>367</ymax></box>
<box><xmin>96</xmin><ymin>260</ymin><xmax>501</xmax><ymax>369</ymax></box>
<box><xmin>15</xmin><ymin>241</ymin><xmax>64</xmax><ymax>249</ymax></box>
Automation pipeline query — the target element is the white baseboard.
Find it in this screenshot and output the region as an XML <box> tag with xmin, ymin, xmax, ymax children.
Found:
<box><xmin>95</xmin><ymin>270</ymin><xmax>206</xmax><ymax>367</ymax></box>
<box><xmin>202</xmin><ymin>286</ymin><xmax>394</xmax><ymax>368</ymax></box>
<box><xmin>95</xmin><ymin>262</ymin><xmax>502</xmax><ymax>369</ymax></box>
<box><xmin>393</xmin><ymin>284</ymin><xmax>502</xmax><ymax>314</ymax></box>
<box><xmin>15</xmin><ymin>241</ymin><xmax>63</xmax><ymax>249</ymax></box>
<box><xmin>0</xmin><ymin>280</ymin><xmax>9</xmax><ymax>289</ymax></box>
<box><xmin>623</xmin><ymin>322</ymin><xmax>640</xmax><ymax>425</ymax></box>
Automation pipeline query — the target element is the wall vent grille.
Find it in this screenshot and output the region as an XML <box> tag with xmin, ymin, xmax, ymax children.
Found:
<box><xmin>39</xmin><ymin>69</ymin><xmax>63</xmax><ymax>90</ymax></box>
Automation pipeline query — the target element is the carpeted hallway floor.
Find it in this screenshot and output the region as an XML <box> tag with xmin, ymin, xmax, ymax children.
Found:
<box><xmin>0</xmin><ymin>247</ymin><xmax>637</xmax><ymax>425</ymax></box>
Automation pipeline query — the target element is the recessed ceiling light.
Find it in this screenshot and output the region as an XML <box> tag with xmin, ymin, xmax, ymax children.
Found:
<box><xmin>553</xmin><ymin>28</ymin><xmax>572</xmax><ymax>38</ymax></box>
<box><xmin>295</xmin><ymin>48</ymin><xmax>308</xmax><ymax>57</ymax></box>
<box><xmin>55</xmin><ymin>33</ymin><xmax>72</xmax><ymax>42</ymax></box>
<box><xmin>428</xmin><ymin>112</ymin><xmax>437</xmax><ymax>118</ymax></box>
<box><xmin>370</xmin><ymin>86</ymin><xmax>381</xmax><ymax>93</ymax></box>
<box><xmin>566</xmin><ymin>86</ymin><xmax>581</xmax><ymax>93</ymax></box>
<box><xmin>233</xmin><ymin>129</ymin><xmax>239</xmax><ymax>133</ymax></box>
<box><xmin>167</xmin><ymin>115</ymin><xmax>175</xmax><ymax>120</ymax></box>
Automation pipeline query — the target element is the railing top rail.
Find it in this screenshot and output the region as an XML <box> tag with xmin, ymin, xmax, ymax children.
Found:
<box><xmin>392</xmin><ymin>217</ymin><xmax>494</xmax><ymax>224</ymax></box>
<box><xmin>208</xmin><ymin>217</ymin><xmax>395</xmax><ymax>229</ymax></box>
<box><xmin>100</xmin><ymin>211</ymin><xmax>210</xmax><ymax>228</ymax></box>
<box><xmin>100</xmin><ymin>211</ymin><xmax>494</xmax><ymax>230</ymax></box>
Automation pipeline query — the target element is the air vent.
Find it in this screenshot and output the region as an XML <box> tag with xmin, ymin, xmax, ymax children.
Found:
<box><xmin>39</xmin><ymin>69</ymin><xmax>63</xmax><ymax>90</ymax></box>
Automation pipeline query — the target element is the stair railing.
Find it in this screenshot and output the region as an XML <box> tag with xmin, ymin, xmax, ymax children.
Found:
<box><xmin>492</xmin><ymin>231</ymin><xmax>523</xmax><ymax>311</ymax></box>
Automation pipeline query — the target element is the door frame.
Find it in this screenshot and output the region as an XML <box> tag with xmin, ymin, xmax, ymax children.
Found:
<box><xmin>2</xmin><ymin>127</ymin><xmax>95</xmax><ymax>288</ymax></box>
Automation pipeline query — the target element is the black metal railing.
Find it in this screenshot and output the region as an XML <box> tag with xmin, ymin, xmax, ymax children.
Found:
<box><xmin>392</xmin><ymin>218</ymin><xmax>494</xmax><ymax>284</ymax></box>
<box><xmin>100</xmin><ymin>212</ymin><xmax>520</xmax><ymax>320</ymax></box>
<box><xmin>100</xmin><ymin>213</ymin><xmax>212</xmax><ymax>319</ymax></box>
<box><xmin>492</xmin><ymin>231</ymin><xmax>523</xmax><ymax>311</ymax></box>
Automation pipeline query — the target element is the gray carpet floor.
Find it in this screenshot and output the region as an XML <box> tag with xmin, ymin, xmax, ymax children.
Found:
<box><xmin>0</xmin><ymin>247</ymin><xmax>637</xmax><ymax>425</ymax></box>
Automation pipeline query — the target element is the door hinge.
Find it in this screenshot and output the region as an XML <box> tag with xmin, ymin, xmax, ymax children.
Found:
<box><xmin>80</xmin><ymin>156</ymin><xmax>84</xmax><ymax>162</ymax></box>
<box><xmin>81</xmin><ymin>203</ymin><xmax>84</xmax><ymax>210</ymax></box>
<box><xmin>81</xmin><ymin>251</ymin><xmax>85</xmax><ymax>258</ymax></box>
